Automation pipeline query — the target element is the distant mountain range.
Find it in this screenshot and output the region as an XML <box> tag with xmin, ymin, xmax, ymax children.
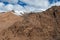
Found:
<box><xmin>0</xmin><ymin>6</ymin><xmax>60</xmax><ymax>40</ymax></box>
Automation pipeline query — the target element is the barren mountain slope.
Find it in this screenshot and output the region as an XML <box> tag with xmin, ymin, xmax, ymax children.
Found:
<box><xmin>0</xmin><ymin>12</ymin><xmax>23</xmax><ymax>32</ymax></box>
<box><xmin>0</xmin><ymin>6</ymin><xmax>60</xmax><ymax>40</ymax></box>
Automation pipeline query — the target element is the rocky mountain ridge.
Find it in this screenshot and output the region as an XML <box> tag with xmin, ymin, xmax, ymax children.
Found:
<box><xmin>0</xmin><ymin>6</ymin><xmax>60</xmax><ymax>40</ymax></box>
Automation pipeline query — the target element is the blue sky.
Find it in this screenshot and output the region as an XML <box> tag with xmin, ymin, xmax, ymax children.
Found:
<box><xmin>49</xmin><ymin>0</ymin><xmax>60</xmax><ymax>4</ymax></box>
<box><xmin>0</xmin><ymin>0</ymin><xmax>60</xmax><ymax>12</ymax></box>
<box><xmin>0</xmin><ymin>0</ymin><xmax>60</xmax><ymax>6</ymax></box>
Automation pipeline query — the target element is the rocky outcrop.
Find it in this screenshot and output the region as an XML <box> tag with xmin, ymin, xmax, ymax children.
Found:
<box><xmin>0</xmin><ymin>6</ymin><xmax>60</xmax><ymax>40</ymax></box>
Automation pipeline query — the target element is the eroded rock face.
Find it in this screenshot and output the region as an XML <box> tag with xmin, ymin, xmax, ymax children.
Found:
<box><xmin>0</xmin><ymin>6</ymin><xmax>60</xmax><ymax>40</ymax></box>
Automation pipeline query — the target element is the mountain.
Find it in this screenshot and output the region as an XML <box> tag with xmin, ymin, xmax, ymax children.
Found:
<box><xmin>0</xmin><ymin>6</ymin><xmax>60</xmax><ymax>40</ymax></box>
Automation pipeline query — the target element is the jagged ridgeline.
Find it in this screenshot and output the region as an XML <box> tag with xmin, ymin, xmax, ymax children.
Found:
<box><xmin>0</xmin><ymin>6</ymin><xmax>60</xmax><ymax>40</ymax></box>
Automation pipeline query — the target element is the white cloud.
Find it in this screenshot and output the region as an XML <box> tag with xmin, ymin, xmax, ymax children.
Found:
<box><xmin>24</xmin><ymin>5</ymin><xmax>46</xmax><ymax>12</ymax></box>
<box><xmin>0</xmin><ymin>0</ymin><xmax>18</xmax><ymax>4</ymax></box>
<box><xmin>13</xmin><ymin>4</ymin><xmax>25</xmax><ymax>11</ymax></box>
<box><xmin>0</xmin><ymin>0</ymin><xmax>50</xmax><ymax>12</ymax></box>
<box><xmin>5</xmin><ymin>4</ymin><xmax>13</xmax><ymax>11</ymax></box>
<box><xmin>0</xmin><ymin>2</ymin><xmax>5</xmax><ymax>7</ymax></box>
<box><xmin>1</xmin><ymin>0</ymin><xmax>50</xmax><ymax>10</ymax></box>
<box><xmin>20</xmin><ymin>0</ymin><xmax>49</xmax><ymax>8</ymax></box>
<box><xmin>0</xmin><ymin>2</ymin><xmax>6</xmax><ymax>12</ymax></box>
<box><xmin>50</xmin><ymin>2</ymin><xmax>60</xmax><ymax>7</ymax></box>
<box><xmin>0</xmin><ymin>0</ymin><xmax>60</xmax><ymax>15</ymax></box>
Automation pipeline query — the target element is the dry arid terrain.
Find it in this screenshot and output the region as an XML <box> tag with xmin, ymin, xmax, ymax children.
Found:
<box><xmin>0</xmin><ymin>6</ymin><xmax>60</xmax><ymax>40</ymax></box>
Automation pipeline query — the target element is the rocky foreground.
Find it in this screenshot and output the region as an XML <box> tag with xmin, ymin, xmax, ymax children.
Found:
<box><xmin>0</xmin><ymin>6</ymin><xmax>60</xmax><ymax>40</ymax></box>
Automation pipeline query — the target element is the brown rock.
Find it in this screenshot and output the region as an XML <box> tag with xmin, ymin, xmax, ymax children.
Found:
<box><xmin>0</xmin><ymin>6</ymin><xmax>60</xmax><ymax>40</ymax></box>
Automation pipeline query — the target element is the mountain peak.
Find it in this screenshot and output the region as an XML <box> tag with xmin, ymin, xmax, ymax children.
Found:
<box><xmin>46</xmin><ymin>6</ymin><xmax>60</xmax><ymax>11</ymax></box>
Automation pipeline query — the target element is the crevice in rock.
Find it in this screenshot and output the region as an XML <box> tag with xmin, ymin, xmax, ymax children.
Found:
<box><xmin>53</xmin><ymin>9</ymin><xmax>58</xmax><ymax>24</ymax></box>
<box><xmin>53</xmin><ymin>9</ymin><xmax>59</xmax><ymax>40</ymax></box>
<box><xmin>53</xmin><ymin>10</ymin><xmax>56</xmax><ymax>18</ymax></box>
